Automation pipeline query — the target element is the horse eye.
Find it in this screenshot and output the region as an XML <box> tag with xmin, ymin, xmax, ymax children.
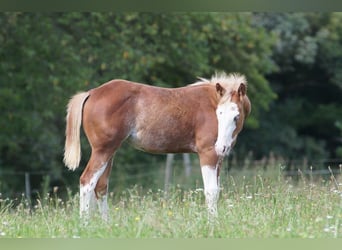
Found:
<box><xmin>234</xmin><ymin>115</ymin><xmax>240</xmax><ymax>123</ymax></box>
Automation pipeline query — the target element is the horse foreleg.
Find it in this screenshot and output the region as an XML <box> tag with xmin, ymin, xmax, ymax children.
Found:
<box><xmin>95</xmin><ymin>157</ymin><xmax>113</xmax><ymax>222</ymax></box>
<box><xmin>198</xmin><ymin>149</ymin><xmax>222</xmax><ymax>218</ymax></box>
<box><xmin>201</xmin><ymin>165</ymin><xmax>220</xmax><ymax>218</ymax></box>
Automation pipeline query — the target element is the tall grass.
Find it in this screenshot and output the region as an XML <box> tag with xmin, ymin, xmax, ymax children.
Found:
<box><xmin>0</xmin><ymin>166</ymin><xmax>341</xmax><ymax>238</ymax></box>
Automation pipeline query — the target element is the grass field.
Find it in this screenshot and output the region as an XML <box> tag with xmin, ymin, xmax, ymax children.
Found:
<box><xmin>0</xmin><ymin>167</ymin><xmax>341</xmax><ymax>238</ymax></box>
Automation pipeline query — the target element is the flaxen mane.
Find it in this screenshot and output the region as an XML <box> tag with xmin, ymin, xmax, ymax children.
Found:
<box><xmin>193</xmin><ymin>72</ymin><xmax>247</xmax><ymax>92</ymax></box>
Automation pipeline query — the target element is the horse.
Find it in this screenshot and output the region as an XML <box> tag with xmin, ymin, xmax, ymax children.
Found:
<box><xmin>63</xmin><ymin>72</ymin><xmax>251</xmax><ymax>221</ymax></box>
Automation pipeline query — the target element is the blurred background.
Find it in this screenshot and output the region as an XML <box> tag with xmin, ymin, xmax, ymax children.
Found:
<box><xmin>0</xmin><ymin>13</ymin><xmax>341</xmax><ymax>200</ymax></box>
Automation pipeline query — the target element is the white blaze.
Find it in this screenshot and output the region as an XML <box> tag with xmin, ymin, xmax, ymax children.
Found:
<box><xmin>215</xmin><ymin>102</ymin><xmax>239</xmax><ymax>156</ymax></box>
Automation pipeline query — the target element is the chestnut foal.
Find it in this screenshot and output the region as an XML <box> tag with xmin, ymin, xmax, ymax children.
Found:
<box><xmin>64</xmin><ymin>72</ymin><xmax>251</xmax><ymax>221</ymax></box>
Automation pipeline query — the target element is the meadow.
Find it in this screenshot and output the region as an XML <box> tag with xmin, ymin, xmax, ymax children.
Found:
<box><xmin>0</xmin><ymin>166</ymin><xmax>341</xmax><ymax>238</ymax></box>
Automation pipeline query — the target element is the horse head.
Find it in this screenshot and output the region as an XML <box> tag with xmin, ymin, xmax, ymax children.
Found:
<box><xmin>213</xmin><ymin>73</ymin><xmax>250</xmax><ymax>156</ymax></box>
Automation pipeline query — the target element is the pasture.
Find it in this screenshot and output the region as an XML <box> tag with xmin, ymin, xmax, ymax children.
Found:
<box><xmin>0</xmin><ymin>165</ymin><xmax>341</xmax><ymax>238</ymax></box>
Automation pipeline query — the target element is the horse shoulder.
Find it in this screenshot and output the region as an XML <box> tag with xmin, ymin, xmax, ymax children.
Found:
<box><xmin>193</xmin><ymin>95</ymin><xmax>218</xmax><ymax>153</ymax></box>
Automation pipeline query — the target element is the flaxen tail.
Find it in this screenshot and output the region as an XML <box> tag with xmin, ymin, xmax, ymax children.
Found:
<box><xmin>64</xmin><ymin>92</ymin><xmax>90</xmax><ymax>170</ymax></box>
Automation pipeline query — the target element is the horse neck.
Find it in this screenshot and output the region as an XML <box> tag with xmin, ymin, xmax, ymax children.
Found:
<box><xmin>243</xmin><ymin>95</ymin><xmax>251</xmax><ymax>117</ymax></box>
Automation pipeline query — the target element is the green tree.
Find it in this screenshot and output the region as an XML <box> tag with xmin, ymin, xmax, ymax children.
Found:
<box><xmin>246</xmin><ymin>13</ymin><xmax>342</xmax><ymax>164</ymax></box>
<box><xmin>0</xmin><ymin>13</ymin><xmax>277</xmax><ymax>196</ymax></box>
<box><xmin>0</xmin><ymin>13</ymin><xmax>92</xmax><ymax>195</ymax></box>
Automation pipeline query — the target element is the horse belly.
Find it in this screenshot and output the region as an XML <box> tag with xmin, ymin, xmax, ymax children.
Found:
<box><xmin>129</xmin><ymin>126</ymin><xmax>196</xmax><ymax>154</ymax></box>
<box><xmin>131</xmin><ymin>88</ymin><xmax>198</xmax><ymax>153</ymax></box>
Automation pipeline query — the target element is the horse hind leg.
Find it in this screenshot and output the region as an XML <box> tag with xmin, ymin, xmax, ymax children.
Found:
<box><xmin>79</xmin><ymin>150</ymin><xmax>113</xmax><ymax>221</ymax></box>
<box><xmin>94</xmin><ymin>156</ymin><xmax>113</xmax><ymax>221</ymax></box>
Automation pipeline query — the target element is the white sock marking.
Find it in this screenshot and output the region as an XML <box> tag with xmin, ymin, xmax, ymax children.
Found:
<box><xmin>97</xmin><ymin>192</ymin><xmax>109</xmax><ymax>222</ymax></box>
<box><xmin>201</xmin><ymin>165</ymin><xmax>220</xmax><ymax>217</ymax></box>
<box><xmin>80</xmin><ymin>163</ymin><xmax>107</xmax><ymax>220</ymax></box>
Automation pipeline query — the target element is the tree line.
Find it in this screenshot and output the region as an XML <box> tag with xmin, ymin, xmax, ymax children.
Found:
<box><xmin>1</xmin><ymin>13</ymin><xmax>341</xmax><ymax>196</ymax></box>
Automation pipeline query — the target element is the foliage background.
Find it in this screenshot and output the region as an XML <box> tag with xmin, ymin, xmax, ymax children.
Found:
<box><xmin>0</xmin><ymin>13</ymin><xmax>342</xmax><ymax>197</ymax></box>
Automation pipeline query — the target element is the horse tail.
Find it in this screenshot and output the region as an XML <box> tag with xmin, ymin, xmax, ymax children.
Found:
<box><xmin>64</xmin><ymin>92</ymin><xmax>90</xmax><ymax>171</ymax></box>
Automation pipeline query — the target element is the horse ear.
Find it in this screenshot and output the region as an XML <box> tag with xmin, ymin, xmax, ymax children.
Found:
<box><xmin>238</xmin><ymin>83</ymin><xmax>247</xmax><ymax>96</ymax></box>
<box><xmin>216</xmin><ymin>83</ymin><xmax>225</xmax><ymax>97</ymax></box>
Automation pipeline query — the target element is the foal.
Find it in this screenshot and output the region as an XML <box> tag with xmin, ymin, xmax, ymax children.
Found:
<box><xmin>64</xmin><ymin>72</ymin><xmax>251</xmax><ymax>220</ymax></box>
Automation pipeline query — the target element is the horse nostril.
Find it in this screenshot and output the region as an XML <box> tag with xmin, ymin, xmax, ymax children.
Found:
<box><xmin>223</xmin><ymin>146</ymin><xmax>226</xmax><ymax>153</ymax></box>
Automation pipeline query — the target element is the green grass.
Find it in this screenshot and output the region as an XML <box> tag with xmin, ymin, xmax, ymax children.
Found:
<box><xmin>0</xmin><ymin>168</ymin><xmax>341</xmax><ymax>238</ymax></box>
